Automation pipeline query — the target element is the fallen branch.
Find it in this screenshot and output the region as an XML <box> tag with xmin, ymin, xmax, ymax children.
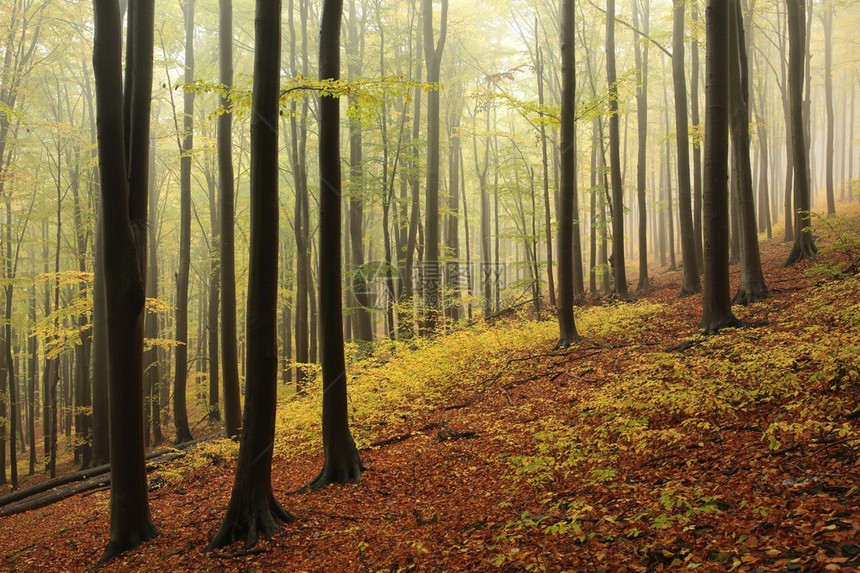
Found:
<box><xmin>0</xmin><ymin>436</ymin><xmax>212</xmax><ymax>513</ymax></box>
<box><xmin>366</xmin><ymin>423</ymin><xmax>440</xmax><ymax>449</ymax></box>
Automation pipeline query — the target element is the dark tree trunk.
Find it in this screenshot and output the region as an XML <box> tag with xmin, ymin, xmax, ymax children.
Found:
<box><xmin>90</xmin><ymin>189</ymin><xmax>110</xmax><ymax>467</ymax></box>
<box><xmin>173</xmin><ymin>0</ymin><xmax>195</xmax><ymax>445</ymax></box>
<box><xmin>207</xmin><ymin>161</ymin><xmax>221</xmax><ymax>423</ymax></box>
<box><xmin>606</xmin><ymin>0</ymin><xmax>630</xmax><ymax>299</ymax></box>
<box><xmin>556</xmin><ymin>0</ymin><xmax>580</xmax><ymax>348</ymax></box>
<box><xmin>785</xmin><ymin>0</ymin><xmax>817</xmax><ymax>264</ymax></box>
<box><xmin>729</xmin><ymin>0</ymin><xmax>768</xmax><ymax>305</ymax></box>
<box><xmin>700</xmin><ymin>0</ymin><xmax>739</xmax><ymax>332</ymax></box>
<box><xmin>92</xmin><ymin>0</ymin><xmax>158</xmax><ymax>559</ymax></box>
<box><xmin>673</xmin><ymin>0</ymin><xmax>701</xmax><ymax>295</ymax></box>
<box><xmin>308</xmin><ymin>0</ymin><xmax>364</xmax><ymax>490</ymax></box>
<box><xmin>207</xmin><ymin>0</ymin><xmax>292</xmax><ymax>549</ymax></box>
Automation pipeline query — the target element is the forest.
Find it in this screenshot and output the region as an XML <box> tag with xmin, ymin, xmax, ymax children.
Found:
<box><xmin>1</xmin><ymin>0</ymin><xmax>859</xmax><ymax>569</ymax></box>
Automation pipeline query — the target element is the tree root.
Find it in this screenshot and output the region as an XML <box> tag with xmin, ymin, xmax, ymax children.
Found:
<box><xmin>98</xmin><ymin>523</ymin><xmax>158</xmax><ymax>565</ymax></box>
<box><xmin>308</xmin><ymin>448</ymin><xmax>365</xmax><ymax>491</ymax></box>
<box><xmin>732</xmin><ymin>284</ymin><xmax>769</xmax><ymax>306</ymax></box>
<box><xmin>206</xmin><ymin>494</ymin><xmax>294</xmax><ymax>551</ymax></box>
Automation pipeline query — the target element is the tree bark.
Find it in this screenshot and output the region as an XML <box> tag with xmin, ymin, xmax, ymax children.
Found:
<box><xmin>606</xmin><ymin>0</ymin><xmax>630</xmax><ymax>299</ymax></box>
<box><xmin>308</xmin><ymin>0</ymin><xmax>364</xmax><ymax>490</ymax></box>
<box><xmin>729</xmin><ymin>0</ymin><xmax>768</xmax><ymax>305</ymax></box>
<box><xmin>93</xmin><ymin>0</ymin><xmax>159</xmax><ymax>558</ymax></box>
<box><xmin>822</xmin><ymin>4</ymin><xmax>835</xmax><ymax>215</ymax></box>
<box><xmin>422</xmin><ymin>0</ymin><xmax>448</xmax><ymax>331</ymax></box>
<box><xmin>785</xmin><ymin>0</ymin><xmax>817</xmax><ymax>264</ymax></box>
<box><xmin>173</xmin><ymin>0</ymin><xmax>195</xmax><ymax>445</ymax></box>
<box><xmin>207</xmin><ymin>0</ymin><xmax>292</xmax><ymax>550</ymax></box>
<box><xmin>633</xmin><ymin>0</ymin><xmax>650</xmax><ymax>291</ymax></box>
<box><xmin>700</xmin><ymin>0</ymin><xmax>739</xmax><ymax>332</ymax></box>
<box><xmin>673</xmin><ymin>0</ymin><xmax>701</xmax><ymax>294</ymax></box>
<box><xmin>556</xmin><ymin>0</ymin><xmax>580</xmax><ymax>348</ymax></box>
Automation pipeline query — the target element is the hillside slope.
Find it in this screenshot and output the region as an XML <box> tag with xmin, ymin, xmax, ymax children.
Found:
<box><xmin>2</xmin><ymin>211</ymin><xmax>859</xmax><ymax>572</ymax></box>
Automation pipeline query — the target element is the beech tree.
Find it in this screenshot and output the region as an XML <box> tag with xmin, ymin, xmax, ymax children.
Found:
<box><xmin>673</xmin><ymin>0</ymin><xmax>701</xmax><ymax>295</ymax></box>
<box><xmin>605</xmin><ymin>0</ymin><xmax>630</xmax><ymax>300</ymax></box>
<box><xmin>700</xmin><ymin>0</ymin><xmax>739</xmax><ymax>333</ymax></box>
<box><xmin>785</xmin><ymin>0</ymin><xmax>817</xmax><ymax>265</ymax></box>
<box><xmin>92</xmin><ymin>0</ymin><xmax>158</xmax><ymax>559</ymax></box>
<box><xmin>218</xmin><ymin>0</ymin><xmax>242</xmax><ymax>437</ymax></box>
<box><xmin>309</xmin><ymin>0</ymin><xmax>364</xmax><ymax>489</ymax></box>
<box><xmin>422</xmin><ymin>0</ymin><xmax>448</xmax><ymax>330</ymax></box>
<box><xmin>207</xmin><ymin>0</ymin><xmax>292</xmax><ymax>549</ymax></box>
<box><xmin>556</xmin><ymin>0</ymin><xmax>580</xmax><ymax>348</ymax></box>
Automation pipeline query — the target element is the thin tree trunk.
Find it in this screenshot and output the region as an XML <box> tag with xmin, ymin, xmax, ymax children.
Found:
<box><xmin>785</xmin><ymin>0</ymin><xmax>817</xmax><ymax>264</ymax></box>
<box><xmin>673</xmin><ymin>0</ymin><xmax>701</xmax><ymax>294</ymax></box>
<box><xmin>173</xmin><ymin>0</ymin><xmax>195</xmax><ymax>444</ymax></box>
<box><xmin>606</xmin><ymin>0</ymin><xmax>630</xmax><ymax>299</ymax></box>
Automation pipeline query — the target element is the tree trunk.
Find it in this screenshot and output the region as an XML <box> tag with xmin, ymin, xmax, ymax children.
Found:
<box><xmin>728</xmin><ymin>0</ymin><xmax>768</xmax><ymax>304</ymax></box>
<box><xmin>207</xmin><ymin>0</ymin><xmax>293</xmax><ymax>549</ymax></box>
<box><xmin>700</xmin><ymin>0</ymin><xmax>739</xmax><ymax>332</ymax></box>
<box><xmin>785</xmin><ymin>0</ymin><xmax>817</xmax><ymax>264</ymax></box>
<box><xmin>822</xmin><ymin>4</ymin><xmax>835</xmax><ymax>215</ymax></box>
<box><xmin>606</xmin><ymin>0</ymin><xmax>630</xmax><ymax>299</ymax></box>
<box><xmin>92</xmin><ymin>0</ymin><xmax>158</xmax><ymax>558</ymax></box>
<box><xmin>673</xmin><ymin>0</ymin><xmax>701</xmax><ymax>295</ymax></box>
<box><xmin>535</xmin><ymin>32</ymin><xmax>556</xmax><ymax>308</ymax></box>
<box><xmin>691</xmin><ymin>0</ymin><xmax>704</xmax><ymax>270</ymax></box>
<box><xmin>144</xmin><ymin>138</ymin><xmax>163</xmax><ymax>445</ymax></box>
<box><xmin>172</xmin><ymin>0</ymin><xmax>195</xmax><ymax>444</ymax></box>
<box><xmin>309</xmin><ymin>0</ymin><xmax>364</xmax><ymax>490</ymax></box>
<box><xmin>557</xmin><ymin>0</ymin><xmax>580</xmax><ymax>347</ymax></box>
<box><xmin>422</xmin><ymin>0</ymin><xmax>448</xmax><ymax>331</ymax></box>
<box><xmin>346</xmin><ymin>0</ymin><xmax>373</xmax><ymax>344</ymax></box>
<box><xmin>633</xmin><ymin>0</ymin><xmax>650</xmax><ymax>291</ymax></box>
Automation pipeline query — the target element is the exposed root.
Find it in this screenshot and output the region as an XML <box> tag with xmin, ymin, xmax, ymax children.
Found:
<box><xmin>700</xmin><ymin>314</ymin><xmax>742</xmax><ymax>335</ymax></box>
<box><xmin>206</xmin><ymin>495</ymin><xmax>294</xmax><ymax>551</ymax></box>
<box><xmin>308</xmin><ymin>448</ymin><xmax>365</xmax><ymax>491</ymax></box>
<box><xmin>555</xmin><ymin>335</ymin><xmax>581</xmax><ymax>350</ymax></box>
<box><xmin>98</xmin><ymin>523</ymin><xmax>158</xmax><ymax>566</ymax></box>
<box><xmin>785</xmin><ymin>239</ymin><xmax>818</xmax><ymax>266</ymax></box>
<box><xmin>732</xmin><ymin>284</ymin><xmax>769</xmax><ymax>306</ymax></box>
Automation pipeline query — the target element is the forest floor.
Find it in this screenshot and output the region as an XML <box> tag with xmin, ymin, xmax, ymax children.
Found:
<box><xmin>2</xmin><ymin>207</ymin><xmax>860</xmax><ymax>572</ymax></box>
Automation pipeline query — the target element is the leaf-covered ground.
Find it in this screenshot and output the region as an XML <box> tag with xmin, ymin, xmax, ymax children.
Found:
<box><xmin>2</xmin><ymin>213</ymin><xmax>859</xmax><ymax>572</ymax></box>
